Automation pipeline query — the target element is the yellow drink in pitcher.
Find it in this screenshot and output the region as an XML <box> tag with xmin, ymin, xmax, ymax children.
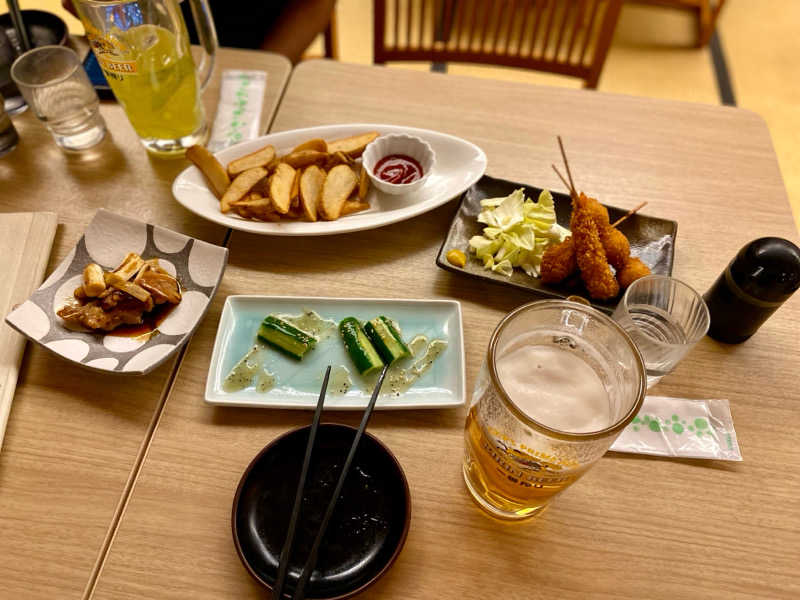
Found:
<box><xmin>100</xmin><ymin>25</ymin><xmax>205</xmax><ymax>150</ymax></box>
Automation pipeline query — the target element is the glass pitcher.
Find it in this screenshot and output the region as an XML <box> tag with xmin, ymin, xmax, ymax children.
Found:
<box><xmin>74</xmin><ymin>0</ymin><xmax>217</xmax><ymax>156</ymax></box>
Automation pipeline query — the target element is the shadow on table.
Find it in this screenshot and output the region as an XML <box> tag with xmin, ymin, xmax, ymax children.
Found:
<box><xmin>225</xmin><ymin>201</ymin><xmax>461</xmax><ymax>274</ymax></box>
<box><xmin>605</xmin><ymin>451</ymin><xmax>741</xmax><ymax>473</ymax></box>
<box><xmin>62</xmin><ymin>131</ymin><xmax>129</xmax><ymax>182</ymax></box>
<box><xmin>209</xmin><ymin>404</ymin><xmax>464</xmax><ymax>432</ymax></box>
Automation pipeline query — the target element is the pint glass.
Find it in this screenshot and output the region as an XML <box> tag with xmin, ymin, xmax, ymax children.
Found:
<box><xmin>463</xmin><ymin>300</ymin><xmax>646</xmax><ymax>520</ymax></box>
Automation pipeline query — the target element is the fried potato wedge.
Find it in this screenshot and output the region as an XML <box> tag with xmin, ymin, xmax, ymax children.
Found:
<box><xmin>227</xmin><ymin>144</ymin><xmax>276</xmax><ymax>177</ymax></box>
<box><xmin>283</xmin><ymin>149</ymin><xmax>328</xmax><ymax>169</ymax></box>
<box><xmin>186</xmin><ymin>145</ymin><xmax>230</xmax><ymax>199</ymax></box>
<box><xmin>290</xmin><ymin>168</ymin><xmax>300</xmax><ymax>201</ymax></box>
<box><xmin>231</xmin><ymin>195</ymin><xmax>280</xmax><ymax>221</ymax></box>
<box><xmin>269</xmin><ymin>162</ymin><xmax>296</xmax><ymax>214</ymax></box>
<box><xmin>319</xmin><ymin>164</ymin><xmax>358</xmax><ymax>220</ymax></box>
<box><xmin>340</xmin><ymin>199</ymin><xmax>370</xmax><ymax>217</ymax></box>
<box><xmin>291</xmin><ymin>138</ymin><xmax>327</xmax><ymax>153</ymax></box>
<box><xmin>221</xmin><ymin>167</ymin><xmax>267</xmax><ymax>213</ymax></box>
<box><xmin>324</xmin><ymin>151</ymin><xmax>354</xmax><ymax>170</ymax></box>
<box><xmin>358</xmin><ymin>165</ymin><xmax>370</xmax><ymax>200</ymax></box>
<box><xmin>299</xmin><ymin>165</ymin><xmax>325</xmax><ymax>222</ymax></box>
<box><xmin>326</xmin><ymin>131</ymin><xmax>379</xmax><ymax>158</ymax></box>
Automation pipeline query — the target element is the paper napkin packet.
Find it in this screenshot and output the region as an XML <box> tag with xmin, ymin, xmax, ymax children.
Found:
<box><xmin>610</xmin><ymin>396</ymin><xmax>742</xmax><ymax>461</ymax></box>
<box><xmin>208</xmin><ymin>69</ymin><xmax>267</xmax><ymax>152</ymax></box>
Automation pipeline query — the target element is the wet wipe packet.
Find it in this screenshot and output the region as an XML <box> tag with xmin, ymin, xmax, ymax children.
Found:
<box><xmin>610</xmin><ymin>396</ymin><xmax>742</xmax><ymax>461</ymax></box>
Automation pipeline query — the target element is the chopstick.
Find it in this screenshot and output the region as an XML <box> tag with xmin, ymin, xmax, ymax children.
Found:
<box><xmin>292</xmin><ymin>364</ymin><xmax>390</xmax><ymax>600</ymax></box>
<box><xmin>7</xmin><ymin>0</ymin><xmax>31</xmax><ymax>52</ymax></box>
<box><xmin>272</xmin><ymin>366</ymin><xmax>332</xmax><ymax>600</ymax></box>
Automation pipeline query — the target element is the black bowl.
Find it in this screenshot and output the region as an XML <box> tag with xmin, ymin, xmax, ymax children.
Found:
<box><xmin>0</xmin><ymin>10</ymin><xmax>69</xmax><ymax>53</ymax></box>
<box><xmin>232</xmin><ymin>424</ymin><xmax>411</xmax><ymax>600</ymax></box>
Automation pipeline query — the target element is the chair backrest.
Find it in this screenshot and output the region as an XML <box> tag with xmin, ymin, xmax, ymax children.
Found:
<box><xmin>373</xmin><ymin>0</ymin><xmax>623</xmax><ymax>88</ymax></box>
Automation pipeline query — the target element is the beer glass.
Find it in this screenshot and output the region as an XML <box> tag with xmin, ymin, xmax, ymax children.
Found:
<box><xmin>463</xmin><ymin>300</ymin><xmax>646</xmax><ymax>520</ymax></box>
<box><xmin>74</xmin><ymin>0</ymin><xmax>217</xmax><ymax>156</ymax></box>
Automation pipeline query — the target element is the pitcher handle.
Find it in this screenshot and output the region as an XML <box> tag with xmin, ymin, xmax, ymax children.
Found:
<box><xmin>185</xmin><ymin>0</ymin><xmax>218</xmax><ymax>92</ymax></box>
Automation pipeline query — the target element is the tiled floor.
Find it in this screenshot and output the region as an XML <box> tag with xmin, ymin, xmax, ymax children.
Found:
<box><xmin>24</xmin><ymin>0</ymin><xmax>800</xmax><ymax>232</ymax></box>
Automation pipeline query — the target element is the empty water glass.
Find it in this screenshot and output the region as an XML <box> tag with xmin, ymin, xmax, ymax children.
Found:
<box><xmin>612</xmin><ymin>275</ymin><xmax>709</xmax><ymax>387</ymax></box>
<box><xmin>10</xmin><ymin>45</ymin><xmax>105</xmax><ymax>151</ymax></box>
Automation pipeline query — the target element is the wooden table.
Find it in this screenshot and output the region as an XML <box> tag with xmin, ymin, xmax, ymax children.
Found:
<box><xmin>11</xmin><ymin>58</ymin><xmax>800</xmax><ymax>599</ymax></box>
<box><xmin>0</xmin><ymin>48</ymin><xmax>290</xmax><ymax>600</ymax></box>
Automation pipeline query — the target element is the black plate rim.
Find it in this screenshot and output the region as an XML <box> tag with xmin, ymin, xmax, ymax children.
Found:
<box><xmin>231</xmin><ymin>423</ymin><xmax>412</xmax><ymax>600</ymax></box>
<box><xmin>435</xmin><ymin>174</ymin><xmax>678</xmax><ymax>314</ymax></box>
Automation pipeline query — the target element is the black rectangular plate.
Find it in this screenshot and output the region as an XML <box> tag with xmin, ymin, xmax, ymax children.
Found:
<box><xmin>436</xmin><ymin>175</ymin><xmax>678</xmax><ymax>313</ymax></box>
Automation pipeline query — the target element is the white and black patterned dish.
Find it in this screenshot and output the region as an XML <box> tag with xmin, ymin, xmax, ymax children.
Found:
<box><xmin>5</xmin><ymin>209</ymin><xmax>228</xmax><ymax>375</ymax></box>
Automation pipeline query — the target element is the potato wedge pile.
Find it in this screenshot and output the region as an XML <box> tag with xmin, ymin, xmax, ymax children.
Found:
<box><xmin>186</xmin><ymin>131</ymin><xmax>379</xmax><ymax>222</ymax></box>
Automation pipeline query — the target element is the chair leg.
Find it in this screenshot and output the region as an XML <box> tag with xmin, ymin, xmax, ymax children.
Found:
<box><xmin>323</xmin><ymin>9</ymin><xmax>339</xmax><ymax>59</ymax></box>
<box><xmin>697</xmin><ymin>0</ymin><xmax>725</xmax><ymax>47</ymax></box>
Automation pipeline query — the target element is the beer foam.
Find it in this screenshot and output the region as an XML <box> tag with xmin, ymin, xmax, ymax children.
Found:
<box><xmin>496</xmin><ymin>342</ymin><xmax>611</xmax><ymax>433</ymax></box>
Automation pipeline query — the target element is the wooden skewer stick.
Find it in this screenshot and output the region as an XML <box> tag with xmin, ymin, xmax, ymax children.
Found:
<box><xmin>557</xmin><ymin>136</ymin><xmax>577</xmax><ymax>196</ymax></box>
<box><xmin>551</xmin><ymin>164</ymin><xmax>577</xmax><ymax>199</ymax></box>
<box><xmin>611</xmin><ymin>201</ymin><xmax>648</xmax><ymax>228</ymax></box>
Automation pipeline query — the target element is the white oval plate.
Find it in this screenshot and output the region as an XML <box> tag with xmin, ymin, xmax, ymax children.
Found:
<box><xmin>172</xmin><ymin>123</ymin><xmax>487</xmax><ymax>236</ymax></box>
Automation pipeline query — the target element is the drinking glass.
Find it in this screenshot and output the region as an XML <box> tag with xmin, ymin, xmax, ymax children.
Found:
<box><xmin>73</xmin><ymin>0</ymin><xmax>218</xmax><ymax>157</ymax></box>
<box><xmin>463</xmin><ymin>300</ymin><xmax>646</xmax><ymax>520</ymax></box>
<box><xmin>10</xmin><ymin>45</ymin><xmax>106</xmax><ymax>151</ymax></box>
<box><xmin>612</xmin><ymin>275</ymin><xmax>710</xmax><ymax>387</ymax></box>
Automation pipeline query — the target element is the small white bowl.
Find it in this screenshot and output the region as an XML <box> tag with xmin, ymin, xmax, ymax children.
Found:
<box><xmin>361</xmin><ymin>134</ymin><xmax>435</xmax><ymax>195</ymax></box>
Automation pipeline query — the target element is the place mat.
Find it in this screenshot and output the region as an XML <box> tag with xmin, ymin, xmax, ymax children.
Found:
<box><xmin>0</xmin><ymin>212</ymin><xmax>57</xmax><ymax>450</ymax></box>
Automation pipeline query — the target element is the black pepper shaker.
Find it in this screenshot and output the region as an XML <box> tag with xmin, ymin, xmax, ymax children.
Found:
<box><xmin>703</xmin><ymin>237</ymin><xmax>800</xmax><ymax>343</ymax></box>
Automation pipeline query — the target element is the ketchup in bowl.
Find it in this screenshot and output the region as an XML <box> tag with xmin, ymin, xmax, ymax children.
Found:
<box><xmin>374</xmin><ymin>154</ymin><xmax>423</xmax><ymax>184</ymax></box>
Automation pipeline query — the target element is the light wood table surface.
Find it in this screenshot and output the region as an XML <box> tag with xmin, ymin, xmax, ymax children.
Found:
<box><xmin>0</xmin><ymin>48</ymin><xmax>290</xmax><ymax>600</ymax></box>
<box><xmin>92</xmin><ymin>60</ymin><xmax>798</xmax><ymax>599</ymax></box>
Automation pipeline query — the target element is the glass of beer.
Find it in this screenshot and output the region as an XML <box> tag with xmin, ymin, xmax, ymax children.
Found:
<box><xmin>74</xmin><ymin>0</ymin><xmax>218</xmax><ymax>157</ymax></box>
<box><xmin>463</xmin><ymin>300</ymin><xmax>646</xmax><ymax>520</ymax></box>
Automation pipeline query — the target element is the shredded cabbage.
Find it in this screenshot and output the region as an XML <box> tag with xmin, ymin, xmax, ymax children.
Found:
<box><xmin>468</xmin><ymin>188</ymin><xmax>569</xmax><ymax>278</ymax></box>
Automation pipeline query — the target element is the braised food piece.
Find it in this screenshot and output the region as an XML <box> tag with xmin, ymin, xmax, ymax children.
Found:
<box><xmin>82</xmin><ymin>263</ymin><xmax>106</xmax><ymax>297</ymax></box>
<box><xmin>57</xmin><ymin>253</ymin><xmax>181</xmax><ymax>332</ymax></box>
<box><xmin>135</xmin><ymin>261</ymin><xmax>182</xmax><ymax>305</ymax></box>
<box><xmin>58</xmin><ymin>293</ymin><xmax>152</xmax><ymax>331</ymax></box>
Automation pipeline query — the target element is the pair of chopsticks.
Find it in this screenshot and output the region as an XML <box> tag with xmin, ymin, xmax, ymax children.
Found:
<box><xmin>7</xmin><ymin>0</ymin><xmax>31</xmax><ymax>53</ymax></box>
<box><xmin>273</xmin><ymin>364</ymin><xmax>390</xmax><ymax>600</ymax></box>
<box><xmin>551</xmin><ymin>135</ymin><xmax>647</xmax><ymax>228</ymax></box>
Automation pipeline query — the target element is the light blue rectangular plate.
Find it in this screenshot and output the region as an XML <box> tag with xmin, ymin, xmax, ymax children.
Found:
<box><xmin>205</xmin><ymin>296</ymin><xmax>465</xmax><ymax>409</ymax></box>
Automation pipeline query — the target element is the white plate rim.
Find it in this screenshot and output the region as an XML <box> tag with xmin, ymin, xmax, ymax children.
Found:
<box><xmin>204</xmin><ymin>295</ymin><xmax>466</xmax><ymax>410</ymax></box>
<box><xmin>173</xmin><ymin>123</ymin><xmax>487</xmax><ymax>236</ymax></box>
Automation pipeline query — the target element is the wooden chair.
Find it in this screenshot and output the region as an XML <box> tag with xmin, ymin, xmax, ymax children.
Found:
<box><xmin>627</xmin><ymin>0</ymin><xmax>726</xmax><ymax>47</ymax></box>
<box><xmin>373</xmin><ymin>0</ymin><xmax>624</xmax><ymax>88</ymax></box>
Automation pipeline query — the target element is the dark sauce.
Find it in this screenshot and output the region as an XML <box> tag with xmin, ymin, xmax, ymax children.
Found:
<box><xmin>108</xmin><ymin>301</ymin><xmax>177</xmax><ymax>338</ymax></box>
<box><xmin>374</xmin><ymin>154</ymin><xmax>423</xmax><ymax>184</ymax></box>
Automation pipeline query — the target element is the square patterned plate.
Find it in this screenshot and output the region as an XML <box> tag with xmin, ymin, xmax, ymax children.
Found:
<box><xmin>206</xmin><ymin>296</ymin><xmax>465</xmax><ymax>409</ymax></box>
<box><xmin>5</xmin><ymin>209</ymin><xmax>228</xmax><ymax>375</ymax></box>
<box><xmin>436</xmin><ymin>175</ymin><xmax>677</xmax><ymax>313</ymax></box>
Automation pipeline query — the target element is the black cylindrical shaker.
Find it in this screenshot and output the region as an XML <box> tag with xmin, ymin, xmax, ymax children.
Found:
<box><xmin>704</xmin><ymin>237</ymin><xmax>800</xmax><ymax>343</ymax></box>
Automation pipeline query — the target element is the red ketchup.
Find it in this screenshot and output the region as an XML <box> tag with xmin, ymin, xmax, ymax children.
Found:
<box><xmin>374</xmin><ymin>154</ymin><xmax>423</xmax><ymax>184</ymax></box>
